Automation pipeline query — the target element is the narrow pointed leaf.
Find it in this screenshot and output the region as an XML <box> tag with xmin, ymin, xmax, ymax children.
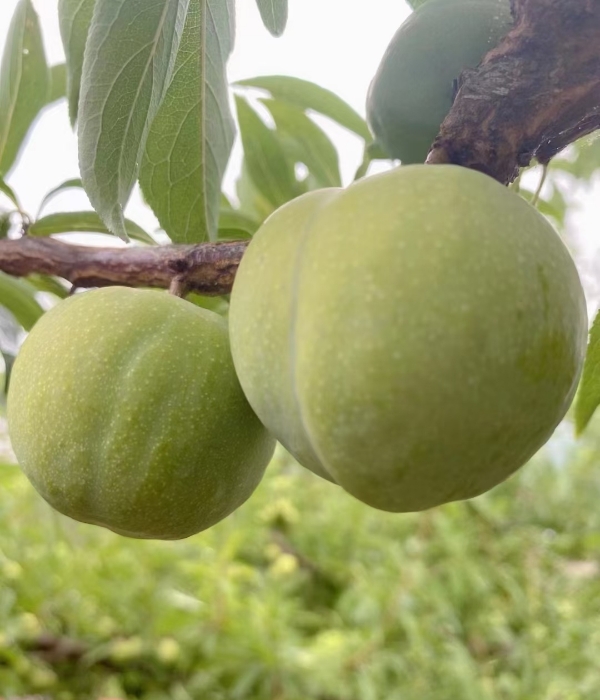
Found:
<box><xmin>235</xmin><ymin>96</ymin><xmax>301</xmax><ymax>210</ymax></box>
<box><xmin>575</xmin><ymin>312</ymin><xmax>600</xmax><ymax>434</ymax></box>
<box><xmin>0</xmin><ymin>177</ymin><xmax>20</xmax><ymax>210</ymax></box>
<box><xmin>0</xmin><ymin>272</ymin><xmax>44</xmax><ymax>331</ymax></box>
<box><xmin>140</xmin><ymin>0</ymin><xmax>236</xmax><ymax>243</ymax></box>
<box><xmin>255</xmin><ymin>0</ymin><xmax>288</xmax><ymax>37</ymax></box>
<box><xmin>78</xmin><ymin>0</ymin><xmax>190</xmax><ymax>239</ymax></box>
<box><xmin>262</xmin><ymin>98</ymin><xmax>341</xmax><ymax>188</ymax></box>
<box><xmin>236</xmin><ymin>75</ymin><xmax>371</xmax><ymax>141</ymax></box>
<box><xmin>0</xmin><ymin>0</ymin><xmax>50</xmax><ymax>176</ymax></box>
<box><xmin>38</xmin><ymin>178</ymin><xmax>84</xmax><ymax>216</ymax></box>
<box><xmin>29</xmin><ymin>211</ymin><xmax>155</xmax><ymax>244</ymax></box>
<box><xmin>48</xmin><ymin>63</ymin><xmax>67</xmax><ymax>105</ymax></box>
<box><xmin>58</xmin><ymin>0</ymin><xmax>96</xmax><ymax>125</ymax></box>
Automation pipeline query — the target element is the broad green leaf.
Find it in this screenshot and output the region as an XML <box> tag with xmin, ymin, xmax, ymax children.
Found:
<box><xmin>29</xmin><ymin>211</ymin><xmax>155</xmax><ymax>244</ymax></box>
<box><xmin>140</xmin><ymin>0</ymin><xmax>236</xmax><ymax>243</ymax></box>
<box><xmin>48</xmin><ymin>63</ymin><xmax>67</xmax><ymax>105</ymax></box>
<box><xmin>235</xmin><ymin>96</ymin><xmax>301</xmax><ymax>211</ymax></box>
<box><xmin>261</xmin><ymin>98</ymin><xmax>341</xmax><ymax>188</ymax></box>
<box><xmin>0</xmin><ymin>272</ymin><xmax>44</xmax><ymax>330</ymax></box>
<box><xmin>37</xmin><ymin>177</ymin><xmax>84</xmax><ymax>215</ymax></box>
<box><xmin>78</xmin><ymin>0</ymin><xmax>190</xmax><ymax>239</ymax></box>
<box><xmin>255</xmin><ymin>0</ymin><xmax>288</xmax><ymax>37</ymax></box>
<box><xmin>58</xmin><ymin>0</ymin><xmax>96</xmax><ymax>125</ymax></box>
<box><xmin>0</xmin><ymin>176</ymin><xmax>20</xmax><ymax>209</ymax></box>
<box><xmin>0</xmin><ymin>0</ymin><xmax>50</xmax><ymax>176</ymax></box>
<box><xmin>218</xmin><ymin>209</ymin><xmax>260</xmax><ymax>237</ymax></box>
<box><xmin>235</xmin><ymin>162</ymin><xmax>276</xmax><ymax>223</ymax></box>
<box><xmin>575</xmin><ymin>312</ymin><xmax>600</xmax><ymax>434</ymax></box>
<box><xmin>236</xmin><ymin>76</ymin><xmax>371</xmax><ymax>141</ymax></box>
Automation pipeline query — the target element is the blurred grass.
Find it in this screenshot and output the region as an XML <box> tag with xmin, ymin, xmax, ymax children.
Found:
<box><xmin>0</xmin><ymin>422</ymin><xmax>600</xmax><ymax>698</ymax></box>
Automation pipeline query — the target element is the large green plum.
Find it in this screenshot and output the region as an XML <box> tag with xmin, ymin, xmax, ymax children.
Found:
<box><xmin>229</xmin><ymin>165</ymin><xmax>587</xmax><ymax>512</ymax></box>
<box><xmin>367</xmin><ymin>0</ymin><xmax>513</xmax><ymax>164</ymax></box>
<box><xmin>7</xmin><ymin>287</ymin><xmax>275</xmax><ymax>540</ymax></box>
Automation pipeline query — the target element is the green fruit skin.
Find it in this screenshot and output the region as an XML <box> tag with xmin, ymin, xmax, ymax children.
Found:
<box><xmin>229</xmin><ymin>165</ymin><xmax>587</xmax><ymax>512</ymax></box>
<box><xmin>7</xmin><ymin>287</ymin><xmax>275</xmax><ymax>540</ymax></box>
<box><xmin>367</xmin><ymin>0</ymin><xmax>513</xmax><ymax>164</ymax></box>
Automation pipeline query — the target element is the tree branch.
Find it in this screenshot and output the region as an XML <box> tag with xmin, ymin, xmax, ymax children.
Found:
<box><xmin>0</xmin><ymin>236</ymin><xmax>248</xmax><ymax>295</ymax></box>
<box><xmin>427</xmin><ymin>0</ymin><xmax>600</xmax><ymax>183</ymax></box>
<box><xmin>1</xmin><ymin>0</ymin><xmax>599</xmax><ymax>293</ymax></box>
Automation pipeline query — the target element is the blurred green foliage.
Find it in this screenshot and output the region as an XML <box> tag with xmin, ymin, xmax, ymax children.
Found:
<box><xmin>0</xmin><ymin>421</ymin><xmax>599</xmax><ymax>698</ymax></box>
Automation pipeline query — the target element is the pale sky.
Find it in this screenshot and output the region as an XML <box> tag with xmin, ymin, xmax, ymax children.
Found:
<box><xmin>0</xmin><ymin>0</ymin><xmax>598</xmax><ymax>301</ymax></box>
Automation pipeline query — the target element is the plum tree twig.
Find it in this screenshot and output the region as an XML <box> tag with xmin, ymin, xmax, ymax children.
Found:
<box><xmin>0</xmin><ymin>0</ymin><xmax>599</xmax><ymax>295</ymax></box>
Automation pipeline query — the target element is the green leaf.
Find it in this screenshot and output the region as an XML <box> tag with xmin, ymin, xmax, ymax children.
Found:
<box><xmin>58</xmin><ymin>0</ymin><xmax>96</xmax><ymax>125</ymax></box>
<box><xmin>37</xmin><ymin>177</ymin><xmax>84</xmax><ymax>216</ymax></box>
<box><xmin>235</xmin><ymin>162</ymin><xmax>275</xmax><ymax>223</ymax></box>
<box><xmin>0</xmin><ymin>0</ymin><xmax>50</xmax><ymax>176</ymax></box>
<box><xmin>255</xmin><ymin>0</ymin><xmax>288</xmax><ymax>37</ymax></box>
<box><xmin>235</xmin><ymin>96</ymin><xmax>301</xmax><ymax>211</ymax></box>
<box><xmin>0</xmin><ymin>176</ymin><xmax>20</xmax><ymax>209</ymax></box>
<box><xmin>553</xmin><ymin>134</ymin><xmax>600</xmax><ymax>181</ymax></box>
<box><xmin>261</xmin><ymin>98</ymin><xmax>341</xmax><ymax>188</ymax></box>
<box><xmin>218</xmin><ymin>208</ymin><xmax>260</xmax><ymax>237</ymax></box>
<box><xmin>0</xmin><ymin>272</ymin><xmax>44</xmax><ymax>330</ymax></box>
<box><xmin>236</xmin><ymin>75</ymin><xmax>371</xmax><ymax>141</ymax></box>
<box><xmin>140</xmin><ymin>0</ymin><xmax>235</xmax><ymax>244</ymax></box>
<box><xmin>26</xmin><ymin>274</ymin><xmax>70</xmax><ymax>299</ymax></box>
<box><xmin>48</xmin><ymin>63</ymin><xmax>67</xmax><ymax>105</ymax></box>
<box><xmin>575</xmin><ymin>312</ymin><xmax>600</xmax><ymax>434</ymax></box>
<box><xmin>29</xmin><ymin>211</ymin><xmax>155</xmax><ymax>244</ymax></box>
<box><xmin>78</xmin><ymin>0</ymin><xmax>190</xmax><ymax>239</ymax></box>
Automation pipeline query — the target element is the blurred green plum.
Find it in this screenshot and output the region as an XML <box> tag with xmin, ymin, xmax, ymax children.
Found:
<box><xmin>229</xmin><ymin>165</ymin><xmax>587</xmax><ymax>512</ymax></box>
<box><xmin>367</xmin><ymin>0</ymin><xmax>513</xmax><ymax>163</ymax></box>
<box><xmin>7</xmin><ymin>287</ymin><xmax>275</xmax><ymax>539</ymax></box>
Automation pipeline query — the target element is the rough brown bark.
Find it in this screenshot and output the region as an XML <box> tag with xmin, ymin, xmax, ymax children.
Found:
<box><xmin>427</xmin><ymin>0</ymin><xmax>600</xmax><ymax>183</ymax></box>
<box><xmin>0</xmin><ymin>236</ymin><xmax>248</xmax><ymax>296</ymax></box>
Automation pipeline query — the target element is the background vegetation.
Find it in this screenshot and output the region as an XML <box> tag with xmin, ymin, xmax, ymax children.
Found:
<box><xmin>0</xmin><ymin>414</ymin><xmax>598</xmax><ymax>698</ymax></box>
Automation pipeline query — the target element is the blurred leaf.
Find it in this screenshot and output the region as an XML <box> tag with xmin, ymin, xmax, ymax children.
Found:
<box><xmin>0</xmin><ymin>0</ymin><xmax>50</xmax><ymax>177</ymax></box>
<box><xmin>575</xmin><ymin>311</ymin><xmax>600</xmax><ymax>434</ymax></box>
<box><xmin>27</xmin><ymin>274</ymin><xmax>70</xmax><ymax>299</ymax></box>
<box><xmin>255</xmin><ymin>0</ymin><xmax>288</xmax><ymax>37</ymax></box>
<box><xmin>48</xmin><ymin>63</ymin><xmax>67</xmax><ymax>105</ymax></box>
<box><xmin>235</xmin><ymin>162</ymin><xmax>276</xmax><ymax>222</ymax></box>
<box><xmin>0</xmin><ymin>176</ymin><xmax>20</xmax><ymax>210</ymax></box>
<box><xmin>37</xmin><ymin>177</ymin><xmax>84</xmax><ymax>216</ymax></box>
<box><xmin>218</xmin><ymin>209</ymin><xmax>260</xmax><ymax>237</ymax></box>
<box><xmin>78</xmin><ymin>0</ymin><xmax>189</xmax><ymax>239</ymax></box>
<box><xmin>236</xmin><ymin>75</ymin><xmax>371</xmax><ymax>141</ymax></box>
<box><xmin>553</xmin><ymin>134</ymin><xmax>600</xmax><ymax>181</ymax></box>
<box><xmin>0</xmin><ymin>212</ymin><xmax>11</xmax><ymax>238</ymax></box>
<box><xmin>2</xmin><ymin>350</ymin><xmax>16</xmax><ymax>393</ymax></box>
<box><xmin>235</xmin><ymin>96</ymin><xmax>301</xmax><ymax>210</ymax></box>
<box><xmin>29</xmin><ymin>211</ymin><xmax>154</xmax><ymax>244</ymax></box>
<box><xmin>140</xmin><ymin>0</ymin><xmax>235</xmax><ymax>244</ymax></box>
<box><xmin>58</xmin><ymin>0</ymin><xmax>95</xmax><ymax>125</ymax></box>
<box><xmin>261</xmin><ymin>98</ymin><xmax>342</xmax><ymax>188</ymax></box>
<box><xmin>406</xmin><ymin>0</ymin><xmax>428</xmax><ymax>8</ymax></box>
<box><xmin>0</xmin><ymin>272</ymin><xmax>44</xmax><ymax>330</ymax></box>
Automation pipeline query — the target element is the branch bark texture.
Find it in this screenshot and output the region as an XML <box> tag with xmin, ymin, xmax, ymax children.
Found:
<box><xmin>427</xmin><ymin>0</ymin><xmax>600</xmax><ymax>183</ymax></box>
<box><xmin>0</xmin><ymin>237</ymin><xmax>248</xmax><ymax>296</ymax></box>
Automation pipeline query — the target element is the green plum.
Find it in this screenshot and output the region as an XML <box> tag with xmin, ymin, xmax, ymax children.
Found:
<box><xmin>7</xmin><ymin>287</ymin><xmax>275</xmax><ymax>539</ymax></box>
<box><xmin>367</xmin><ymin>0</ymin><xmax>513</xmax><ymax>164</ymax></box>
<box><xmin>229</xmin><ymin>165</ymin><xmax>587</xmax><ymax>512</ymax></box>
